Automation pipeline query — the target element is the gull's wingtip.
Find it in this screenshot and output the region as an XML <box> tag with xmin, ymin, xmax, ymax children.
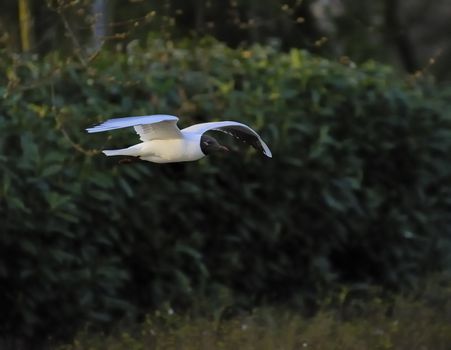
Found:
<box><xmin>86</xmin><ymin>126</ymin><xmax>101</xmax><ymax>133</ymax></box>
<box><xmin>261</xmin><ymin>142</ymin><xmax>272</xmax><ymax>158</ymax></box>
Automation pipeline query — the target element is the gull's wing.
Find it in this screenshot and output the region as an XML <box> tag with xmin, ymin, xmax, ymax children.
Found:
<box><xmin>182</xmin><ymin>121</ymin><xmax>272</xmax><ymax>157</ymax></box>
<box><xmin>86</xmin><ymin>114</ymin><xmax>182</xmax><ymax>140</ymax></box>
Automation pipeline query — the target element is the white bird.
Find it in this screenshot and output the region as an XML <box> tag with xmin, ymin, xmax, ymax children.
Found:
<box><xmin>86</xmin><ymin>114</ymin><xmax>272</xmax><ymax>163</ymax></box>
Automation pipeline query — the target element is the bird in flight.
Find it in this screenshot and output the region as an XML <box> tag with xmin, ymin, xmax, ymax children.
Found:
<box><xmin>86</xmin><ymin>114</ymin><xmax>272</xmax><ymax>163</ymax></box>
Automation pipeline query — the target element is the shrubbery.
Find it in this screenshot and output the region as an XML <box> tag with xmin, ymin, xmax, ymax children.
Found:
<box><xmin>1</xmin><ymin>38</ymin><xmax>451</xmax><ymax>342</ymax></box>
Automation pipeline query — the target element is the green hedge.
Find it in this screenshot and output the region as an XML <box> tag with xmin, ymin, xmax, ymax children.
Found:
<box><xmin>1</xmin><ymin>38</ymin><xmax>451</xmax><ymax>342</ymax></box>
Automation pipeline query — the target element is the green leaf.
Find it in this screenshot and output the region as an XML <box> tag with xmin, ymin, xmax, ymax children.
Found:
<box><xmin>41</xmin><ymin>164</ymin><xmax>62</xmax><ymax>177</ymax></box>
<box><xmin>45</xmin><ymin>192</ymin><xmax>71</xmax><ymax>210</ymax></box>
<box><xmin>118</xmin><ymin>178</ymin><xmax>133</xmax><ymax>197</ymax></box>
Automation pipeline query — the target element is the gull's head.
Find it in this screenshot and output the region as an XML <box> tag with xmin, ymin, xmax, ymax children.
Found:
<box><xmin>200</xmin><ymin>135</ymin><xmax>229</xmax><ymax>155</ymax></box>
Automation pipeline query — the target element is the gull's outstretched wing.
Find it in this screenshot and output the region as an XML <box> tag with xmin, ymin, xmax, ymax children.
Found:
<box><xmin>86</xmin><ymin>114</ymin><xmax>182</xmax><ymax>141</ymax></box>
<box><xmin>182</xmin><ymin>121</ymin><xmax>272</xmax><ymax>158</ymax></box>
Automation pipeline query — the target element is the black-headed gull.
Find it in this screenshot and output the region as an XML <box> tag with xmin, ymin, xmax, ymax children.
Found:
<box><xmin>86</xmin><ymin>114</ymin><xmax>272</xmax><ymax>163</ymax></box>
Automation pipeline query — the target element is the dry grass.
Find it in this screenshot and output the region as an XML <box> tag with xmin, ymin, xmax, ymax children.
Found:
<box><xmin>57</xmin><ymin>292</ymin><xmax>451</xmax><ymax>350</ymax></box>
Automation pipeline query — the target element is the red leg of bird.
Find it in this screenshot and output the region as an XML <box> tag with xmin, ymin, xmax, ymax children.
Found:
<box><xmin>119</xmin><ymin>156</ymin><xmax>141</xmax><ymax>164</ymax></box>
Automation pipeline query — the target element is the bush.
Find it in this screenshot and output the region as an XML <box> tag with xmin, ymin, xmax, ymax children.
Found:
<box><xmin>1</xmin><ymin>38</ymin><xmax>451</xmax><ymax>342</ymax></box>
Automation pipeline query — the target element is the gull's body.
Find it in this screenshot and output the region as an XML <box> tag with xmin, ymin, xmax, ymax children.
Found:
<box><xmin>86</xmin><ymin>114</ymin><xmax>272</xmax><ymax>163</ymax></box>
<box><xmin>104</xmin><ymin>134</ymin><xmax>204</xmax><ymax>163</ymax></box>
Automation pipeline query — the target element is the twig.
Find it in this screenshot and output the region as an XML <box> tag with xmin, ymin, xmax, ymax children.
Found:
<box><xmin>60</xmin><ymin>126</ymin><xmax>100</xmax><ymax>156</ymax></box>
<box><xmin>51</xmin><ymin>89</ymin><xmax>102</xmax><ymax>157</ymax></box>
<box><xmin>55</xmin><ymin>7</ymin><xmax>88</xmax><ymax>66</ymax></box>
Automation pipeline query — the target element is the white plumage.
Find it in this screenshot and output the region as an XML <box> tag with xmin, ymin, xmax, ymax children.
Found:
<box><xmin>86</xmin><ymin>114</ymin><xmax>272</xmax><ymax>163</ymax></box>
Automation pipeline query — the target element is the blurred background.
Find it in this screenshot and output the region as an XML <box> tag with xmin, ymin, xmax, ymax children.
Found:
<box><xmin>3</xmin><ymin>0</ymin><xmax>451</xmax><ymax>78</ymax></box>
<box><xmin>1</xmin><ymin>0</ymin><xmax>451</xmax><ymax>349</ymax></box>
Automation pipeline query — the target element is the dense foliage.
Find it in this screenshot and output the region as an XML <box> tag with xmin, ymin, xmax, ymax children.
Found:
<box><xmin>4</xmin><ymin>0</ymin><xmax>451</xmax><ymax>80</ymax></box>
<box><xmin>1</xmin><ymin>38</ymin><xmax>451</xmax><ymax>343</ymax></box>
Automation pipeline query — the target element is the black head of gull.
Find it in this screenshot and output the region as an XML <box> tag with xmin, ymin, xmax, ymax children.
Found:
<box><xmin>200</xmin><ymin>135</ymin><xmax>229</xmax><ymax>155</ymax></box>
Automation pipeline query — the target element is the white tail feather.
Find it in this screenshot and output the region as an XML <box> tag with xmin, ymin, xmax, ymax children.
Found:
<box><xmin>102</xmin><ymin>149</ymin><xmax>126</xmax><ymax>156</ymax></box>
<box><xmin>102</xmin><ymin>144</ymin><xmax>142</xmax><ymax>157</ymax></box>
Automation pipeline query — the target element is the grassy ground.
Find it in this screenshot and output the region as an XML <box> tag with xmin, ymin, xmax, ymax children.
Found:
<box><xmin>57</xmin><ymin>291</ymin><xmax>451</xmax><ymax>350</ymax></box>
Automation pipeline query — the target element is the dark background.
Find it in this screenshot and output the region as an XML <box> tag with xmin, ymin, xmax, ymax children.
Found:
<box><xmin>2</xmin><ymin>0</ymin><xmax>451</xmax><ymax>80</ymax></box>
